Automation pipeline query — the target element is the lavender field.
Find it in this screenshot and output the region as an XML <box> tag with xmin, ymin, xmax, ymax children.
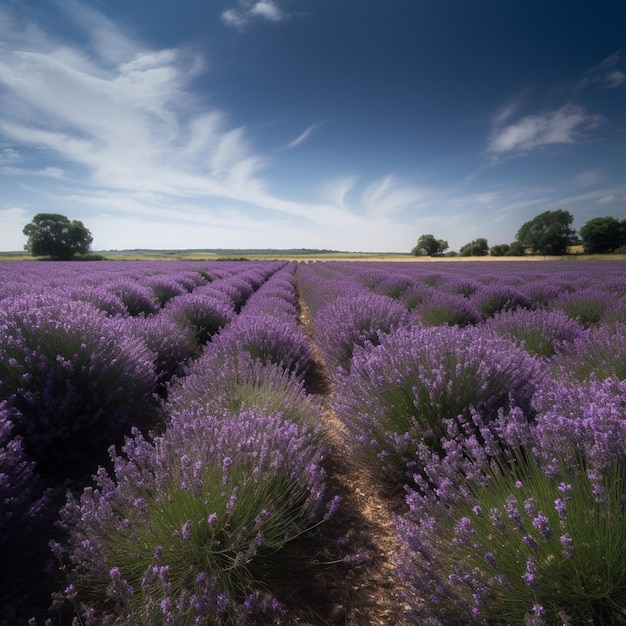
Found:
<box><xmin>1</xmin><ymin>259</ymin><xmax>625</xmax><ymax>625</ymax></box>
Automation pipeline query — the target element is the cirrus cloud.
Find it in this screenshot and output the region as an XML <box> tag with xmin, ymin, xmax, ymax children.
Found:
<box><xmin>487</xmin><ymin>104</ymin><xmax>603</xmax><ymax>156</ymax></box>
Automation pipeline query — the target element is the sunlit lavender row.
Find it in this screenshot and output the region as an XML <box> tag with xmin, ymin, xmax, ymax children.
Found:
<box><xmin>1</xmin><ymin>260</ymin><xmax>339</xmax><ymax>624</ymax></box>
<box><xmin>1</xmin><ymin>259</ymin><xmax>626</xmax><ymax>624</ymax></box>
<box><xmin>299</xmin><ymin>259</ymin><xmax>626</xmax><ymax>625</ymax></box>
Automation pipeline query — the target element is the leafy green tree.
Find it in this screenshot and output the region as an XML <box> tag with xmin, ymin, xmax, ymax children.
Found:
<box><xmin>579</xmin><ymin>216</ymin><xmax>626</xmax><ymax>254</ymax></box>
<box><xmin>412</xmin><ymin>234</ymin><xmax>449</xmax><ymax>257</ymax></box>
<box><xmin>515</xmin><ymin>209</ymin><xmax>576</xmax><ymax>256</ymax></box>
<box><xmin>459</xmin><ymin>238</ymin><xmax>489</xmax><ymax>257</ymax></box>
<box><xmin>506</xmin><ymin>241</ymin><xmax>526</xmax><ymax>256</ymax></box>
<box><xmin>23</xmin><ymin>213</ymin><xmax>93</xmax><ymax>260</ymax></box>
<box><xmin>490</xmin><ymin>243</ymin><xmax>510</xmax><ymax>257</ymax></box>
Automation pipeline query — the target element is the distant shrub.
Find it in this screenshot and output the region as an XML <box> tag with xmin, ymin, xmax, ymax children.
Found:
<box><xmin>332</xmin><ymin>324</ymin><xmax>540</xmax><ymax>487</ymax></box>
<box><xmin>0</xmin><ymin>296</ymin><xmax>157</xmax><ymax>478</ymax></box>
<box><xmin>313</xmin><ymin>293</ymin><xmax>410</xmax><ymax>371</ymax></box>
<box><xmin>53</xmin><ymin>407</ymin><xmax>334</xmax><ymax>625</ymax></box>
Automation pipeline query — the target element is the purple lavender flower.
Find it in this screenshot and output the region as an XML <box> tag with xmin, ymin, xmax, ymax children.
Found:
<box><xmin>0</xmin><ymin>295</ymin><xmax>157</xmax><ymax>478</ymax></box>
<box><xmin>54</xmin><ymin>406</ymin><xmax>332</xmax><ymax>624</ymax></box>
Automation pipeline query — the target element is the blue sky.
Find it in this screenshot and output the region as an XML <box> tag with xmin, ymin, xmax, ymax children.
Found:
<box><xmin>1</xmin><ymin>0</ymin><xmax>625</xmax><ymax>252</ymax></box>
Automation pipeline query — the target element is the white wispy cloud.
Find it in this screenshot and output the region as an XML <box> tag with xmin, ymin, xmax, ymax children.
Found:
<box><xmin>221</xmin><ymin>0</ymin><xmax>286</xmax><ymax>29</ymax></box>
<box><xmin>0</xmin><ymin>3</ymin><xmax>416</xmax><ymax>251</ymax></box>
<box><xmin>597</xmin><ymin>195</ymin><xmax>616</xmax><ymax>205</ymax></box>
<box><xmin>487</xmin><ymin>104</ymin><xmax>603</xmax><ymax>156</ymax></box>
<box><xmin>552</xmin><ymin>49</ymin><xmax>626</xmax><ymax>93</ymax></box>
<box><xmin>577</xmin><ymin>49</ymin><xmax>625</xmax><ymax>90</ymax></box>
<box><xmin>321</xmin><ymin>176</ymin><xmax>359</xmax><ymax>210</ymax></box>
<box><xmin>282</xmin><ymin>123</ymin><xmax>323</xmax><ymax>150</ymax></box>
<box><xmin>362</xmin><ymin>175</ymin><xmax>431</xmax><ymax>217</ymax></box>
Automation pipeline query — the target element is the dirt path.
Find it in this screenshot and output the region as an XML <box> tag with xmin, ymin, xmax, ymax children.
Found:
<box><xmin>297</xmin><ymin>296</ymin><xmax>409</xmax><ymax>625</ymax></box>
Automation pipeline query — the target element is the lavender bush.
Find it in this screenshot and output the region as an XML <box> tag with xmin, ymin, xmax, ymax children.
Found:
<box><xmin>209</xmin><ymin>313</ymin><xmax>315</xmax><ymax>383</ymax></box>
<box><xmin>483</xmin><ymin>307</ymin><xmax>583</xmax><ymax>358</ymax></box>
<box><xmin>397</xmin><ymin>453</ymin><xmax>626</xmax><ymax>625</ymax></box>
<box><xmin>166</xmin><ymin>351</ymin><xmax>323</xmax><ymax>429</ymax></box>
<box><xmin>0</xmin><ymin>295</ymin><xmax>157</xmax><ymax>478</ymax></box>
<box><xmin>0</xmin><ymin>405</ymin><xmax>51</xmax><ymax>596</ymax></box>
<box><xmin>145</xmin><ymin>275</ymin><xmax>187</xmax><ymax>306</ymax></box>
<box><xmin>106</xmin><ymin>278</ymin><xmax>161</xmax><ymax>316</ymax></box>
<box><xmin>552</xmin><ymin>287</ymin><xmax>611</xmax><ymax>327</ymax></box>
<box><xmin>313</xmin><ymin>293</ymin><xmax>410</xmax><ymax>371</ymax></box>
<box><xmin>471</xmin><ymin>284</ymin><xmax>533</xmax><ymax>319</ymax></box>
<box><xmin>163</xmin><ymin>292</ymin><xmax>234</xmax><ymax>351</ymax></box>
<box><xmin>332</xmin><ymin>323</ymin><xmax>540</xmax><ymax>486</ymax></box>
<box><xmin>128</xmin><ymin>314</ymin><xmax>198</xmax><ymax>393</ymax></box>
<box><xmin>396</xmin><ymin>375</ymin><xmax>626</xmax><ymax>623</ymax></box>
<box><xmin>413</xmin><ymin>290</ymin><xmax>481</xmax><ymax>327</ymax></box>
<box><xmin>552</xmin><ymin>322</ymin><xmax>626</xmax><ymax>382</ymax></box>
<box><xmin>53</xmin><ymin>406</ymin><xmax>334</xmax><ymax>625</ymax></box>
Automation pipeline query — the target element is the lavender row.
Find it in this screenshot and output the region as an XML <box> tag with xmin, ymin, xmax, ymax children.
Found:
<box><xmin>0</xmin><ymin>260</ymin><xmax>297</xmax><ymax>618</ymax></box>
<box><xmin>46</xmin><ymin>262</ymin><xmax>339</xmax><ymax>624</ymax></box>
<box><xmin>298</xmin><ymin>260</ymin><xmax>626</xmax><ymax>623</ymax></box>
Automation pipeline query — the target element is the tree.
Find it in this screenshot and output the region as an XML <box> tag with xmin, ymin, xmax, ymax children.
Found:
<box><xmin>515</xmin><ymin>209</ymin><xmax>576</xmax><ymax>256</ymax></box>
<box><xmin>490</xmin><ymin>243</ymin><xmax>510</xmax><ymax>257</ymax></box>
<box><xmin>23</xmin><ymin>213</ymin><xmax>93</xmax><ymax>260</ymax></box>
<box><xmin>506</xmin><ymin>241</ymin><xmax>526</xmax><ymax>256</ymax></box>
<box><xmin>459</xmin><ymin>238</ymin><xmax>489</xmax><ymax>257</ymax></box>
<box><xmin>412</xmin><ymin>234</ymin><xmax>449</xmax><ymax>257</ymax></box>
<box><xmin>579</xmin><ymin>216</ymin><xmax>626</xmax><ymax>254</ymax></box>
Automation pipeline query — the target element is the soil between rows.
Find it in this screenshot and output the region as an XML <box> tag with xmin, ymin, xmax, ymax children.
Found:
<box><xmin>296</xmin><ymin>298</ymin><xmax>410</xmax><ymax>625</ymax></box>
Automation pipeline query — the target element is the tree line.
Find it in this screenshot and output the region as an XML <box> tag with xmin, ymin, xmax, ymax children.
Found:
<box><xmin>412</xmin><ymin>210</ymin><xmax>626</xmax><ymax>257</ymax></box>
<box><xmin>18</xmin><ymin>210</ymin><xmax>626</xmax><ymax>261</ymax></box>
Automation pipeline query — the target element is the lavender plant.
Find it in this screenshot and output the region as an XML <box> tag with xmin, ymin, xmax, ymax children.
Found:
<box><xmin>483</xmin><ymin>307</ymin><xmax>583</xmax><ymax>358</ymax></box>
<box><xmin>313</xmin><ymin>293</ymin><xmax>410</xmax><ymax>371</ymax></box>
<box><xmin>413</xmin><ymin>290</ymin><xmax>481</xmax><ymax>327</ymax></box>
<box><xmin>107</xmin><ymin>279</ymin><xmax>161</xmax><ymax>316</ymax></box>
<box><xmin>0</xmin><ymin>405</ymin><xmax>51</xmax><ymax>595</ymax></box>
<box><xmin>146</xmin><ymin>275</ymin><xmax>187</xmax><ymax>306</ymax></box>
<box><xmin>0</xmin><ymin>295</ymin><xmax>157</xmax><ymax>478</ymax></box>
<box><xmin>163</xmin><ymin>292</ymin><xmax>234</xmax><ymax>350</ymax></box>
<box><xmin>551</xmin><ymin>322</ymin><xmax>626</xmax><ymax>382</ymax></box>
<box><xmin>332</xmin><ymin>324</ymin><xmax>540</xmax><ymax>486</ymax></box>
<box><xmin>396</xmin><ymin>370</ymin><xmax>626</xmax><ymax>624</ymax></box>
<box><xmin>471</xmin><ymin>284</ymin><xmax>533</xmax><ymax>319</ymax></box>
<box><xmin>53</xmin><ymin>406</ymin><xmax>334</xmax><ymax>625</ymax></box>
<box><xmin>166</xmin><ymin>351</ymin><xmax>323</xmax><ymax>429</ymax></box>
<box><xmin>209</xmin><ymin>313</ymin><xmax>314</xmax><ymax>382</ymax></box>
<box><xmin>553</xmin><ymin>287</ymin><xmax>610</xmax><ymax>327</ymax></box>
<box><xmin>69</xmin><ymin>286</ymin><xmax>129</xmax><ymax>317</ymax></box>
<box><xmin>128</xmin><ymin>314</ymin><xmax>198</xmax><ymax>392</ymax></box>
<box><xmin>396</xmin><ymin>452</ymin><xmax>626</xmax><ymax>625</ymax></box>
